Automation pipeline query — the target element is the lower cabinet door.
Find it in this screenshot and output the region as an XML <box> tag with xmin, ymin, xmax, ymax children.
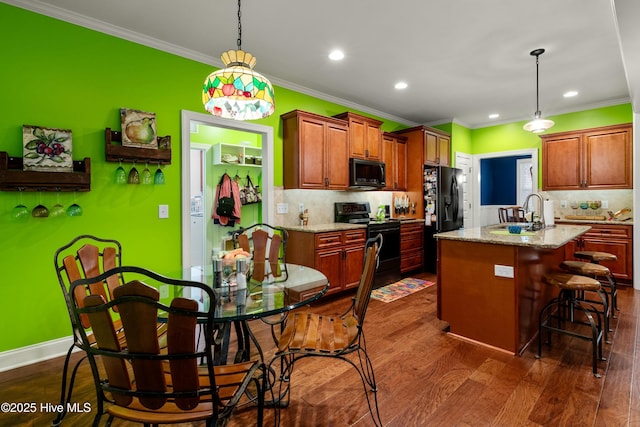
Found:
<box><xmin>315</xmin><ymin>248</ymin><xmax>343</xmax><ymax>294</ymax></box>
<box><xmin>343</xmin><ymin>245</ymin><xmax>365</xmax><ymax>290</ymax></box>
<box><xmin>581</xmin><ymin>238</ymin><xmax>632</xmax><ymax>281</ymax></box>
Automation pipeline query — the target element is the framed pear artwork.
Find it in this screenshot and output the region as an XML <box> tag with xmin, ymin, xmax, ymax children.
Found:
<box><xmin>120</xmin><ymin>108</ymin><xmax>157</xmax><ymax>149</ymax></box>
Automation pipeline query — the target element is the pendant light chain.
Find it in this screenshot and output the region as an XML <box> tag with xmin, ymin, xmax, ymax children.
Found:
<box><xmin>237</xmin><ymin>0</ymin><xmax>242</xmax><ymax>51</ymax></box>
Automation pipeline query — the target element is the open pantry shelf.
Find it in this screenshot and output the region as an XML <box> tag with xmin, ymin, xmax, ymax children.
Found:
<box><xmin>213</xmin><ymin>143</ymin><xmax>262</xmax><ymax>167</ymax></box>
<box><xmin>105</xmin><ymin>128</ymin><xmax>172</xmax><ymax>165</ymax></box>
<box><xmin>0</xmin><ymin>151</ymin><xmax>91</xmax><ymax>192</ymax></box>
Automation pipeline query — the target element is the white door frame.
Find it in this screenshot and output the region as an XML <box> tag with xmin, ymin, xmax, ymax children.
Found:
<box><xmin>180</xmin><ymin>110</ymin><xmax>274</xmax><ymax>271</ymax></box>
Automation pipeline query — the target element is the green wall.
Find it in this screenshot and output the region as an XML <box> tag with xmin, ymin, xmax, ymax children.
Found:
<box><xmin>0</xmin><ymin>4</ymin><xmax>406</xmax><ymax>354</ymax></box>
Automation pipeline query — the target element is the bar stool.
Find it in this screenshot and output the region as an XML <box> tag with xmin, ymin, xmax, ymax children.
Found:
<box><xmin>537</xmin><ymin>273</ymin><xmax>606</xmax><ymax>377</ymax></box>
<box><xmin>560</xmin><ymin>260</ymin><xmax>612</xmax><ymax>343</ymax></box>
<box><xmin>574</xmin><ymin>251</ymin><xmax>619</xmax><ymax>313</ymax></box>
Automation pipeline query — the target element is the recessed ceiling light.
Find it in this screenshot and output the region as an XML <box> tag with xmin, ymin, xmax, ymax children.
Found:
<box><xmin>328</xmin><ymin>50</ymin><xmax>344</xmax><ymax>61</ymax></box>
<box><xmin>394</xmin><ymin>82</ymin><xmax>408</xmax><ymax>90</ymax></box>
<box><xmin>489</xmin><ymin>113</ymin><xmax>500</xmax><ymax>119</ymax></box>
<box><xmin>563</xmin><ymin>90</ymin><xmax>578</xmax><ymax>98</ymax></box>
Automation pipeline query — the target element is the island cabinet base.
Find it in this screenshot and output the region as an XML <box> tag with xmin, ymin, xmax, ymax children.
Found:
<box><xmin>437</xmin><ymin>239</ymin><xmax>566</xmax><ymax>355</ymax></box>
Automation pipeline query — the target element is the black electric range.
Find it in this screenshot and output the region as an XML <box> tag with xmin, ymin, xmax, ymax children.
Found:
<box><xmin>334</xmin><ymin>202</ymin><xmax>401</xmax><ymax>288</ymax></box>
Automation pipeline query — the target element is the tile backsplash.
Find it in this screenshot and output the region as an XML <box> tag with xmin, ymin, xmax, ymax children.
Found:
<box><xmin>274</xmin><ymin>188</ymin><xmax>405</xmax><ymax>227</ymax></box>
<box><xmin>272</xmin><ymin>188</ymin><xmax>633</xmax><ymax>227</ymax></box>
<box><xmin>541</xmin><ymin>189</ymin><xmax>633</xmax><ymax>219</ymax></box>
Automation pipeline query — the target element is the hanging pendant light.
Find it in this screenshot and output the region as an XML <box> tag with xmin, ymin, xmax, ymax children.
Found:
<box><xmin>523</xmin><ymin>48</ymin><xmax>554</xmax><ymax>133</ymax></box>
<box><xmin>202</xmin><ymin>0</ymin><xmax>275</xmax><ymax>120</ymax></box>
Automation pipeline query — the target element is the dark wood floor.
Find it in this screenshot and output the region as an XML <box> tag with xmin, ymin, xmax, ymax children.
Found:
<box><xmin>2</xmin><ymin>272</ymin><xmax>639</xmax><ymax>426</ymax></box>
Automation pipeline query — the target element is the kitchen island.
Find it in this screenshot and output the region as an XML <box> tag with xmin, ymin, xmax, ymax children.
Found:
<box><xmin>435</xmin><ymin>224</ymin><xmax>591</xmax><ymax>355</ymax></box>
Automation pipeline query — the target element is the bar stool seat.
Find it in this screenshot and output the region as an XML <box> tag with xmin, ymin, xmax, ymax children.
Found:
<box><xmin>573</xmin><ymin>251</ymin><xmax>619</xmax><ymax>313</ymax></box>
<box><xmin>560</xmin><ymin>261</ymin><xmax>612</xmax><ymax>341</ymax></box>
<box><xmin>537</xmin><ymin>273</ymin><xmax>606</xmax><ymax>377</ymax></box>
<box><xmin>574</xmin><ymin>251</ymin><xmax>617</xmax><ymax>263</ymax></box>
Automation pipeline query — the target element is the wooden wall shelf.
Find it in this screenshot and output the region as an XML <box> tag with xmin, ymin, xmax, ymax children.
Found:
<box><xmin>0</xmin><ymin>151</ymin><xmax>91</xmax><ymax>192</ymax></box>
<box><xmin>105</xmin><ymin>128</ymin><xmax>171</xmax><ymax>165</ymax></box>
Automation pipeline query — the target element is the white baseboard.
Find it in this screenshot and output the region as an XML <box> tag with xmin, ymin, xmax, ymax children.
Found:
<box><xmin>0</xmin><ymin>336</ymin><xmax>75</xmax><ymax>373</ymax></box>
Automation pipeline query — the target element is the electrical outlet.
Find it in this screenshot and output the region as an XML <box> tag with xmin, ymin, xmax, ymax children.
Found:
<box><xmin>560</xmin><ymin>200</ymin><xmax>567</xmax><ymax>208</ymax></box>
<box><xmin>158</xmin><ymin>204</ymin><xmax>169</xmax><ymax>219</ymax></box>
<box><xmin>298</xmin><ymin>203</ymin><xmax>305</xmax><ymax>213</ymax></box>
<box><xmin>494</xmin><ymin>265</ymin><xmax>514</xmax><ymax>278</ymax></box>
<box><xmin>276</xmin><ymin>203</ymin><xmax>288</xmax><ymax>214</ymax></box>
<box><xmin>601</xmin><ymin>200</ymin><xmax>609</xmax><ymax>209</ymax></box>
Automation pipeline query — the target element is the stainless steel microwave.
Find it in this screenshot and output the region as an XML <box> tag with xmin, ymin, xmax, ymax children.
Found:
<box><xmin>349</xmin><ymin>158</ymin><xmax>386</xmax><ymax>190</ymax></box>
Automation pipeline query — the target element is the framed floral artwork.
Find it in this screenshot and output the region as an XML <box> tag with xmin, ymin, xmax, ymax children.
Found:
<box><xmin>120</xmin><ymin>108</ymin><xmax>157</xmax><ymax>149</ymax></box>
<box><xmin>22</xmin><ymin>125</ymin><xmax>73</xmax><ymax>172</ymax></box>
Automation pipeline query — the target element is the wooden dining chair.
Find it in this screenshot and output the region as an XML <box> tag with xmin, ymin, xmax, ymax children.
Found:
<box><xmin>70</xmin><ymin>265</ymin><xmax>264</xmax><ymax>426</ymax></box>
<box><xmin>269</xmin><ymin>234</ymin><xmax>383</xmax><ymax>426</ymax></box>
<box><xmin>498</xmin><ymin>206</ymin><xmax>527</xmax><ymax>223</ymax></box>
<box><xmin>232</xmin><ymin>223</ymin><xmax>289</xmax><ymax>282</ymax></box>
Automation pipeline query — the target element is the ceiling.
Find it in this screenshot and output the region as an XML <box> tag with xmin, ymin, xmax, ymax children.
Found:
<box><xmin>6</xmin><ymin>0</ymin><xmax>640</xmax><ymax>128</ymax></box>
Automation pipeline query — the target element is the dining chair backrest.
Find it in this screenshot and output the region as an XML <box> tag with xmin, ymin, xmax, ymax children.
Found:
<box><xmin>54</xmin><ymin>235</ymin><xmax>123</xmax><ymax>331</ymax></box>
<box><xmin>353</xmin><ymin>233</ymin><xmax>382</xmax><ymax>325</ymax></box>
<box><xmin>498</xmin><ymin>206</ymin><xmax>527</xmax><ymax>223</ymax></box>
<box><xmin>232</xmin><ymin>223</ymin><xmax>289</xmax><ymax>282</ymax></box>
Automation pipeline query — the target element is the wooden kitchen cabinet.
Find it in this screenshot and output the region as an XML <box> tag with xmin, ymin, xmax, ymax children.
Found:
<box><xmin>392</xmin><ymin>125</ymin><xmax>451</xmax><ymax>166</ymax></box>
<box><xmin>542</xmin><ymin>123</ymin><xmax>632</xmax><ymax>190</ymax></box>
<box><xmin>333</xmin><ymin>112</ymin><xmax>383</xmax><ymax>161</ymax></box>
<box><xmin>286</xmin><ymin>228</ymin><xmax>367</xmax><ymax>295</ymax></box>
<box><xmin>382</xmin><ymin>132</ymin><xmax>407</xmax><ymax>191</ymax></box>
<box><xmin>560</xmin><ymin>222</ymin><xmax>633</xmax><ymax>283</ymax></box>
<box><xmin>282</xmin><ymin>110</ymin><xmax>349</xmax><ymax>190</ymax></box>
<box><xmin>400</xmin><ymin>222</ymin><xmax>424</xmax><ymax>273</ymax></box>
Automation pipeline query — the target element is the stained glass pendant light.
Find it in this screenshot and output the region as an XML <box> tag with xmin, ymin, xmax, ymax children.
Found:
<box><xmin>202</xmin><ymin>0</ymin><xmax>275</xmax><ymax>120</ymax></box>
<box><xmin>523</xmin><ymin>48</ymin><xmax>554</xmax><ymax>133</ymax></box>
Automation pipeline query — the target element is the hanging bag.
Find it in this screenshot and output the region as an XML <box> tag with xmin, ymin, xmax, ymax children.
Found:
<box><xmin>216</xmin><ymin>174</ymin><xmax>235</xmax><ymax>216</ymax></box>
<box><xmin>236</xmin><ymin>174</ymin><xmax>248</xmax><ymax>205</ymax></box>
<box><xmin>244</xmin><ymin>175</ymin><xmax>262</xmax><ymax>204</ymax></box>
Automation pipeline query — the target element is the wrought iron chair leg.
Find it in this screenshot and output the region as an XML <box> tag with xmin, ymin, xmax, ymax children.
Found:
<box><xmin>354</xmin><ymin>349</ymin><xmax>382</xmax><ymax>427</ymax></box>
<box><xmin>52</xmin><ymin>344</ymin><xmax>88</xmax><ymax>426</ymax></box>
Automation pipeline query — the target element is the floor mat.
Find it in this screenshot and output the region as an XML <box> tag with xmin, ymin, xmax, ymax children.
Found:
<box><xmin>370</xmin><ymin>278</ymin><xmax>435</xmax><ymax>303</ymax></box>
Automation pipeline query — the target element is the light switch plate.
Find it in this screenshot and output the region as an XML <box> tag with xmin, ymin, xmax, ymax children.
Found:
<box><xmin>494</xmin><ymin>264</ymin><xmax>514</xmax><ymax>278</ymax></box>
<box><xmin>158</xmin><ymin>204</ymin><xmax>169</xmax><ymax>219</ymax></box>
<box><xmin>276</xmin><ymin>203</ymin><xmax>288</xmax><ymax>214</ymax></box>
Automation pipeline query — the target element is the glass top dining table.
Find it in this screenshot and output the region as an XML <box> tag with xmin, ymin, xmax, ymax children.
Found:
<box><xmin>172</xmin><ymin>263</ymin><xmax>330</xmax><ymax>322</ymax></box>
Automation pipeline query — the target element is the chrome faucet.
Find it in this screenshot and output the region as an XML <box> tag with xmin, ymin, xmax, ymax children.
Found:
<box><xmin>523</xmin><ymin>193</ymin><xmax>545</xmax><ymax>230</ymax></box>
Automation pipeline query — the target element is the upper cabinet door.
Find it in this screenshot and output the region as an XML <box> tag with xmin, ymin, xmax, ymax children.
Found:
<box><xmin>584</xmin><ymin>125</ymin><xmax>632</xmax><ymax>189</ymax></box>
<box><xmin>437</xmin><ymin>134</ymin><xmax>450</xmax><ymax>166</ymax></box>
<box><xmin>542</xmin><ymin>133</ymin><xmax>582</xmax><ymax>190</ymax></box>
<box><xmin>333</xmin><ymin>112</ymin><xmax>383</xmax><ymax>160</ymax></box>
<box><xmin>325</xmin><ymin>122</ymin><xmax>350</xmax><ymax>190</ymax></box>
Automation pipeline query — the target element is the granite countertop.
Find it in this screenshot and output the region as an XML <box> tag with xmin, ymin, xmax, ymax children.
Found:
<box><xmin>435</xmin><ymin>224</ymin><xmax>592</xmax><ymax>249</ymax></box>
<box><xmin>282</xmin><ymin>223</ymin><xmax>367</xmax><ymax>233</ymax></box>
<box><xmin>555</xmin><ymin>218</ymin><xmax>633</xmax><ymax>226</ymax></box>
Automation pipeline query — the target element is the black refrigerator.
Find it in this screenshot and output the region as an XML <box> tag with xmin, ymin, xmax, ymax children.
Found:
<box><xmin>423</xmin><ymin>165</ymin><xmax>464</xmax><ymax>273</ymax></box>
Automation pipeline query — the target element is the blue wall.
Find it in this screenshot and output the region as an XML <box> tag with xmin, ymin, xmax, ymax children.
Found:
<box><xmin>481</xmin><ymin>155</ymin><xmax>531</xmax><ymax>205</ymax></box>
